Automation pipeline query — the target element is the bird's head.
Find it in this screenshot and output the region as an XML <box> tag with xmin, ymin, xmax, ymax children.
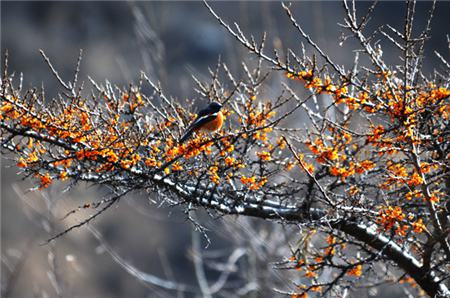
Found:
<box><xmin>209</xmin><ymin>101</ymin><xmax>222</xmax><ymax>113</ymax></box>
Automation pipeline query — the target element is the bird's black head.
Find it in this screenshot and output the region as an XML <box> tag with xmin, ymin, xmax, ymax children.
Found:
<box><xmin>208</xmin><ymin>101</ymin><xmax>222</xmax><ymax>113</ymax></box>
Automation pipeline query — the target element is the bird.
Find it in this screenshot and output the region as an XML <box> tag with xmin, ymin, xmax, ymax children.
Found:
<box><xmin>179</xmin><ymin>101</ymin><xmax>223</xmax><ymax>143</ymax></box>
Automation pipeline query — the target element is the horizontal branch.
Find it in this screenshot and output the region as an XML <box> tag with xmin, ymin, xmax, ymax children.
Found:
<box><xmin>156</xmin><ymin>173</ymin><xmax>450</xmax><ymax>297</ymax></box>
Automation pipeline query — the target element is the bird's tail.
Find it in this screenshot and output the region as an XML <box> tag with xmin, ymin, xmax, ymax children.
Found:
<box><xmin>179</xmin><ymin>129</ymin><xmax>194</xmax><ymax>143</ymax></box>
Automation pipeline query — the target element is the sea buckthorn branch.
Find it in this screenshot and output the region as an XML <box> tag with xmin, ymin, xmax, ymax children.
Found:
<box><xmin>1</xmin><ymin>51</ymin><xmax>313</xmax><ymax>225</ymax></box>
<box><xmin>165</xmin><ymin>173</ymin><xmax>448</xmax><ymax>297</ymax></box>
<box><xmin>2</xmin><ymin>0</ymin><xmax>450</xmax><ymax>296</ymax></box>
<box><xmin>203</xmin><ymin>0</ymin><xmax>450</xmax><ymax>296</ymax></box>
<box><xmin>284</xmin><ymin>137</ymin><xmax>335</xmax><ymax>208</ymax></box>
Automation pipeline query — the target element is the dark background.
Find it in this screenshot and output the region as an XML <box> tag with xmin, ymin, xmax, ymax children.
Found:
<box><xmin>2</xmin><ymin>2</ymin><xmax>449</xmax><ymax>297</ymax></box>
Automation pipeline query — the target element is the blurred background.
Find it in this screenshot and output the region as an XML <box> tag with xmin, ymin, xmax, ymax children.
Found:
<box><xmin>2</xmin><ymin>2</ymin><xmax>449</xmax><ymax>297</ymax></box>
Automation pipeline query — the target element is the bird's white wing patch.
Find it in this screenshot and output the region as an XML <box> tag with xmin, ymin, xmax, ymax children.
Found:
<box><xmin>192</xmin><ymin>112</ymin><xmax>218</xmax><ymax>126</ymax></box>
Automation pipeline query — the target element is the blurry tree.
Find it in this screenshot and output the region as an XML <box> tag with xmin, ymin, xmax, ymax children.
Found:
<box><xmin>1</xmin><ymin>1</ymin><xmax>449</xmax><ymax>297</ymax></box>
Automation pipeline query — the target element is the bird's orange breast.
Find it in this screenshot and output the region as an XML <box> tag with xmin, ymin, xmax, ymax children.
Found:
<box><xmin>201</xmin><ymin>111</ymin><xmax>223</xmax><ymax>132</ymax></box>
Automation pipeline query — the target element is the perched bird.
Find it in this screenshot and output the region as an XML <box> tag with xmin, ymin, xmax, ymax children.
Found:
<box><xmin>179</xmin><ymin>101</ymin><xmax>223</xmax><ymax>143</ymax></box>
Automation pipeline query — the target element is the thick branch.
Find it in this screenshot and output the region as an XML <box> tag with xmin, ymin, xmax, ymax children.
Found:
<box><xmin>157</xmin><ymin>174</ymin><xmax>450</xmax><ymax>298</ymax></box>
